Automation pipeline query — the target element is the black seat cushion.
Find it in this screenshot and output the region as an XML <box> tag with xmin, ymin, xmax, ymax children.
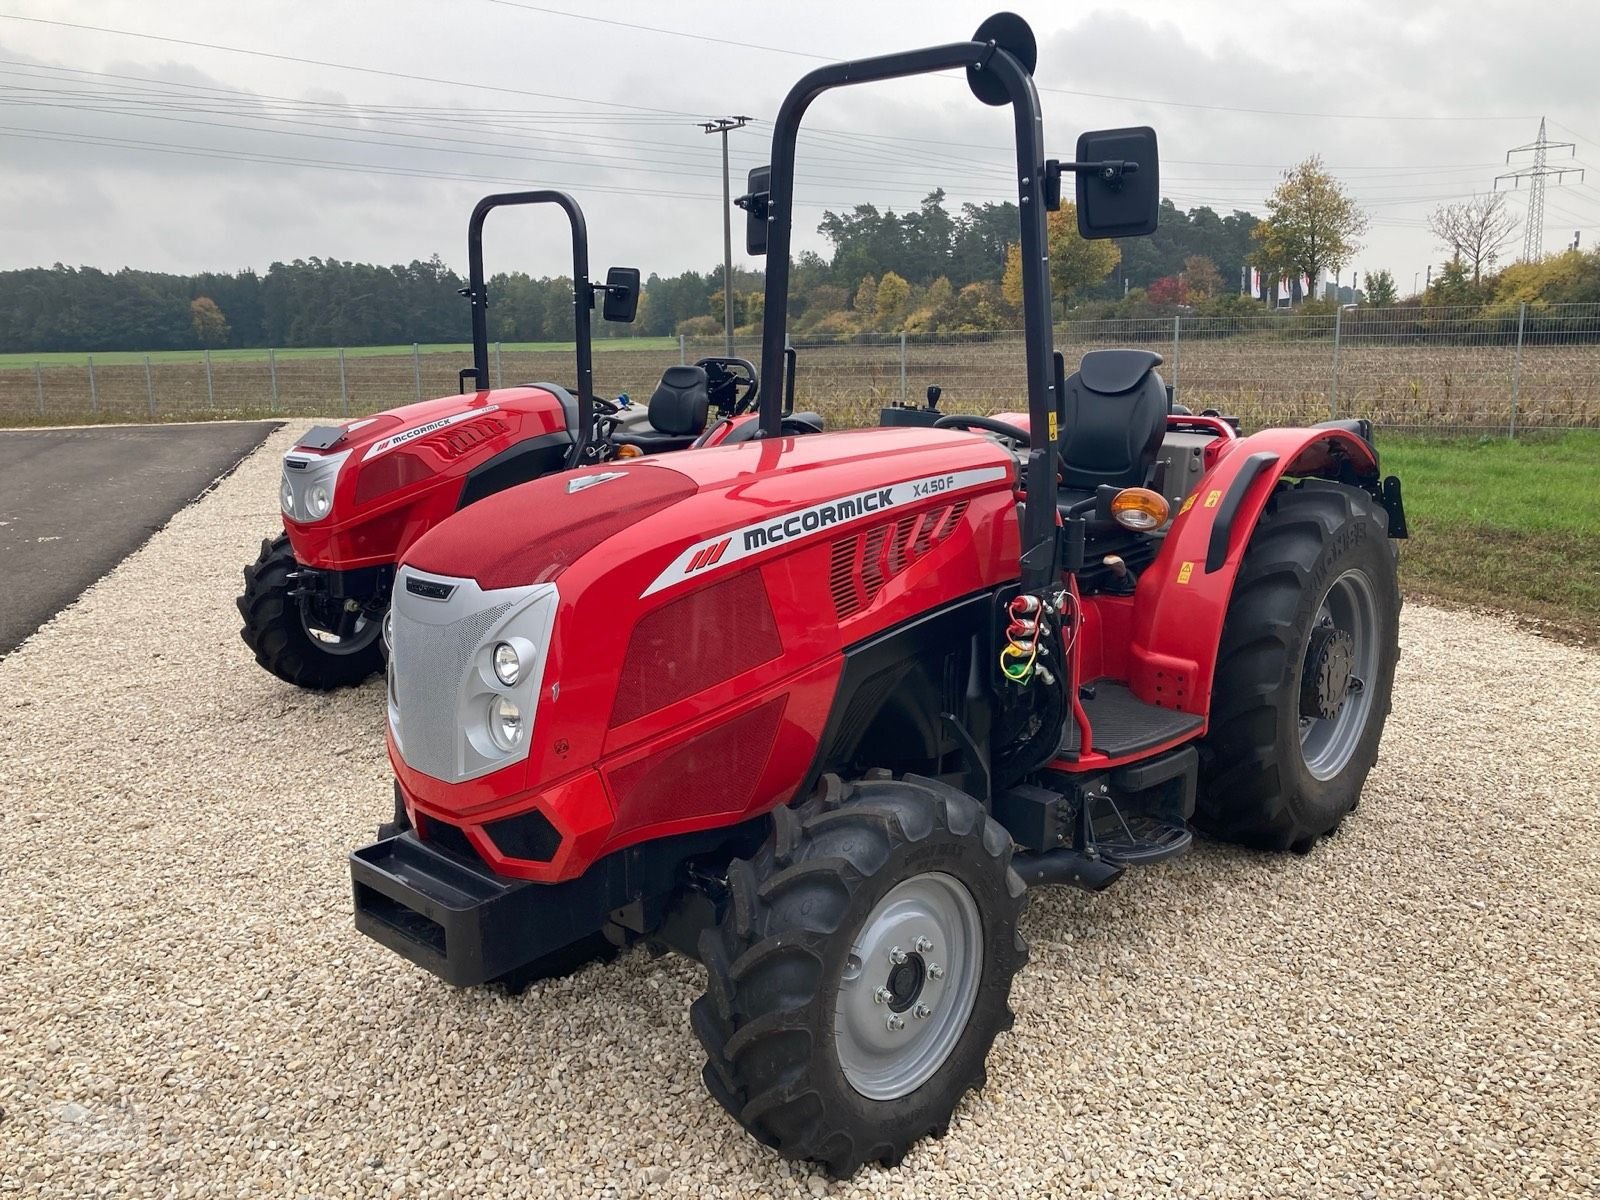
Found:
<box><xmin>1058</xmin><ymin>350</ymin><xmax>1168</xmax><ymax>493</ymax></box>
<box><xmin>647</xmin><ymin>365</ymin><xmax>710</xmax><ymax>437</ymax></box>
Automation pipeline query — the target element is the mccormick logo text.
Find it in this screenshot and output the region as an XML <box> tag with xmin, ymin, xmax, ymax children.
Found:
<box><xmin>362</xmin><ymin>406</ymin><xmax>500</xmax><ymax>462</ymax></box>
<box><xmin>742</xmin><ymin>487</ymin><xmax>893</xmax><ymax>551</ymax></box>
<box><xmin>642</xmin><ymin>465</ymin><xmax>1008</xmax><ymax>597</ymax></box>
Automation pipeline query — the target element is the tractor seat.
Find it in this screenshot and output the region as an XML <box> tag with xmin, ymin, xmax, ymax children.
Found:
<box><xmin>611</xmin><ymin>365</ymin><xmax>710</xmax><ymax>453</ymax></box>
<box><xmin>1057</xmin><ymin>349</ymin><xmax>1168</xmax><ymax>509</ymax></box>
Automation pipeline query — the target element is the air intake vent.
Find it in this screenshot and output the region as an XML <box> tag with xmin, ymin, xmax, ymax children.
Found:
<box><xmin>827</xmin><ymin>501</ymin><xmax>970</xmax><ymax>621</ymax></box>
<box><xmin>611</xmin><ymin>572</ymin><xmax>782</xmax><ymax>727</ymax></box>
<box><xmin>422</xmin><ymin>415</ymin><xmax>509</xmax><ymax>460</ymax></box>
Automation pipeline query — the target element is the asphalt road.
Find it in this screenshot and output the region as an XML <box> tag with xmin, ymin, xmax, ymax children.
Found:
<box><xmin>0</xmin><ymin>422</ymin><xmax>280</xmax><ymax>655</ymax></box>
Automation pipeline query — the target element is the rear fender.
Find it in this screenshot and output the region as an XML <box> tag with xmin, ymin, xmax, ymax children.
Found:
<box><xmin>1127</xmin><ymin>427</ymin><xmax>1383</xmax><ymax>718</ymax></box>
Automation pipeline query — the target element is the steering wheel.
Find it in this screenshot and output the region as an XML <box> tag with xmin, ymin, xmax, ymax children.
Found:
<box><xmin>695</xmin><ymin>357</ymin><xmax>760</xmax><ymax>415</ymax></box>
<box><xmin>935</xmin><ymin>413</ymin><xmax>1073</xmax><ymax>481</ymax></box>
<box><xmin>592</xmin><ymin>395</ymin><xmax>621</xmax><ymax>416</ymax></box>
<box><xmin>933</xmin><ymin>413</ymin><xmax>1032</xmax><ymax>443</ymax></box>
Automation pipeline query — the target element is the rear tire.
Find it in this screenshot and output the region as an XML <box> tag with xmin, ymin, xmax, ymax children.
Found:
<box><xmin>692</xmin><ymin>772</ymin><xmax>1027</xmax><ymax>1177</ymax></box>
<box><xmin>237</xmin><ymin>535</ymin><xmax>385</xmax><ymax>690</ymax></box>
<box><xmin>1197</xmin><ymin>480</ymin><xmax>1400</xmax><ymax>851</ymax></box>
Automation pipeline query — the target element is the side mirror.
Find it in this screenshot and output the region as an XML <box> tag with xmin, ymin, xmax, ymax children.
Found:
<box><xmin>1075</xmin><ymin>126</ymin><xmax>1159</xmax><ymax>240</ymax></box>
<box><xmin>737</xmin><ymin>166</ymin><xmax>771</xmax><ymax>256</ymax></box>
<box><xmin>602</xmin><ymin>267</ymin><xmax>640</xmax><ymax>323</ymax></box>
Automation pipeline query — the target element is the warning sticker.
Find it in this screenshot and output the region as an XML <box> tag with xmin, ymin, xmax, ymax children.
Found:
<box><xmin>1179</xmin><ymin>493</ymin><xmax>1196</xmax><ymax>514</ymax></box>
<box><xmin>1203</xmin><ymin>489</ymin><xmax>1222</xmax><ymax>509</ymax></box>
<box><xmin>1177</xmin><ymin>561</ymin><xmax>1194</xmax><ymax>584</ymax></box>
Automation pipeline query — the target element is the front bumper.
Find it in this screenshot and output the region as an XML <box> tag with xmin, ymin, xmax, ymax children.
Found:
<box><xmin>350</xmin><ymin>831</ymin><xmax>613</xmax><ymax>988</ymax></box>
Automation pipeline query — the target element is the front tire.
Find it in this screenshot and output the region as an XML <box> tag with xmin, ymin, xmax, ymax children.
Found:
<box><xmin>692</xmin><ymin>773</ymin><xmax>1027</xmax><ymax>1177</ymax></box>
<box><xmin>1197</xmin><ymin>480</ymin><xmax>1401</xmax><ymax>851</ymax></box>
<box><xmin>237</xmin><ymin>535</ymin><xmax>385</xmax><ymax>690</ymax></box>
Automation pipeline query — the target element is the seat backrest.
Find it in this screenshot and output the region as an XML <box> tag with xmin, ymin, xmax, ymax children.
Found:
<box><xmin>648</xmin><ymin>365</ymin><xmax>710</xmax><ymax>436</ymax></box>
<box><xmin>1058</xmin><ymin>349</ymin><xmax>1168</xmax><ymax>492</ymax></box>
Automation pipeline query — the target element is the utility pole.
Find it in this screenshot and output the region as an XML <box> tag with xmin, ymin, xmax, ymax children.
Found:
<box><xmin>1496</xmin><ymin>118</ymin><xmax>1583</xmax><ymax>262</ymax></box>
<box><xmin>701</xmin><ymin>115</ymin><xmax>752</xmax><ymax>357</ymax></box>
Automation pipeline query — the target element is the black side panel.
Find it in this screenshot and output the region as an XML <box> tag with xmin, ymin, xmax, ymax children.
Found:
<box><xmin>456</xmin><ymin>431</ymin><xmax>571</xmax><ymax>509</ymax></box>
<box><xmin>801</xmin><ymin>592</ymin><xmax>997</xmax><ymax>795</ymax></box>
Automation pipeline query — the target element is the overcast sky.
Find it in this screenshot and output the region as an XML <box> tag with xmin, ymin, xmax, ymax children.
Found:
<box><xmin>3</xmin><ymin>0</ymin><xmax>1598</xmax><ymax>293</ymax></box>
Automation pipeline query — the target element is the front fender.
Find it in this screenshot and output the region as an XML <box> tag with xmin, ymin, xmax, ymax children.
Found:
<box><xmin>1127</xmin><ymin>427</ymin><xmax>1384</xmax><ymax>719</ymax></box>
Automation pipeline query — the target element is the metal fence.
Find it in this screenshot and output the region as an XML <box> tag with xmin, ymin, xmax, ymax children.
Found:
<box><xmin>4</xmin><ymin>303</ymin><xmax>1598</xmax><ymax>436</ymax></box>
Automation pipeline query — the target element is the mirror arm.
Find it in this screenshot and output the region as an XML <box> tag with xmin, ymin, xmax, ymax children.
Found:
<box><xmin>1051</xmin><ymin>157</ymin><xmax>1141</xmax><ymax>190</ymax></box>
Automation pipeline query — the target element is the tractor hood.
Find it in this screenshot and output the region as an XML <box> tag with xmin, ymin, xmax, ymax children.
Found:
<box><xmin>286</xmin><ymin>386</ymin><xmax>574</xmax><ymax>462</ymax></box>
<box><xmin>402</xmin><ymin>425</ymin><xmax>1018</xmax><ymax>593</ymax></box>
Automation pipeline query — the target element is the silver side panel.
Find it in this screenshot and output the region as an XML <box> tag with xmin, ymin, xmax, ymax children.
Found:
<box><xmin>387</xmin><ymin>567</ymin><xmax>559</xmax><ymax>783</ymax></box>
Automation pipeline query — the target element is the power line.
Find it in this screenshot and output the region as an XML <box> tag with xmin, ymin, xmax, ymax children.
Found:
<box><xmin>480</xmin><ymin>0</ymin><xmax>1537</xmax><ymax>124</ymax></box>
<box><xmin>0</xmin><ymin>12</ymin><xmax>712</xmax><ymax>118</ymax></box>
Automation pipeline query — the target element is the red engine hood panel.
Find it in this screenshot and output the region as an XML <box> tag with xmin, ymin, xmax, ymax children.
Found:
<box><xmin>288</xmin><ymin>386</ymin><xmax>569</xmax><ymax>459</ymax></box>
<box><xmin>403</xmin><ymin>425</ymin><xmax>1018</xmax><ymax>590</ymax></box>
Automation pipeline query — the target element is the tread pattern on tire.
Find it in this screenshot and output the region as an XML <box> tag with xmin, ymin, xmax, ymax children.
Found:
<box><xmin>692</xmin><ymin>772</ymin><xmax>1028</xmax><ymax>1177</ymax></box>
<box><xmin>237</xmin><ymin>534</ymin><xmax>384</xmax><ymax>690</ymax></box>
<box><xmin>1197</xmin><ymin>480</ymin><xmax>1400</xmax><ymax>851</ymax></box>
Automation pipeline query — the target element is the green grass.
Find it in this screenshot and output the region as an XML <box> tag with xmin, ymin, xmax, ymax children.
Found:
<box><xmin>0</xmin><ymin>337</ymin><xmax>677</xmax><ymax>369</ymax></box>
<box><xmin>1383</xmin><ymin>431</ymin><xmax>1600</xmax><ymax>642</ymax></box>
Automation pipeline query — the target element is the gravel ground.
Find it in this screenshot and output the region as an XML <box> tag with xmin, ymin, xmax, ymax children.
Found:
<box><xmin>2</xmin><ymin>423</ymin><xmax>1597</xmax><ymax>1199</ymax></box>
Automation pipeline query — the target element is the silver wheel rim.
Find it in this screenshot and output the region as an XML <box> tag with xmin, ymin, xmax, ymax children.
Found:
<box><xmin>1298</xmin><ymin>567</ymin><xmax>1380</xmax><ymax>781</ymax></box>
<box><xmin>833</xmin><ymin>871</ymin><xmax>983</xmax><ymax>1101</ymax></box>
<box><xmin>302</xmin><ymin>609</ymin><xmax>380</xmax><ymax>656</ymax></box>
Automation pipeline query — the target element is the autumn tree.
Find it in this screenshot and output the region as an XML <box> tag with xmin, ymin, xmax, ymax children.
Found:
<box><xmin>1148</xmin><ymin>275</ymin><xmax>1189</xmax><ymax>306</ymax></box>
<box><xmin>852</xmin><ymin>273</ymin><xmax>878</xmax><ymax>315</ymax></box>
<box><xmin>875</xmin><ymin>270</ymin><xmax>912</xmax><ymax>326</ymax></box>
<box><xmin>1251</xmin><ymin>156</ymin><xmax>1368</xmax><ymax>300</ymax></box>
<box><xmin>1362</xmin><ymin>269</ymin><xmax>1398</xmax><ymax>307</ymax></box>
<box><xmin>1182</xmin><ymin>254</ymin><xmax>1222</xmax><ymax>300</ymax></box>
<box><xmin>1427</xmin><ymin>193</ymin><xmax>1517</xmax><ymax>284</ymax></box>
<box><xmin>189</xmin><ymin>296</ymin><xmax>230</xmax><ymax>346</ymax></box>
<box><xmin>1048</xmin><ymin>204</ymin><xmax>1120</xmax><ymax>301</ymax></box>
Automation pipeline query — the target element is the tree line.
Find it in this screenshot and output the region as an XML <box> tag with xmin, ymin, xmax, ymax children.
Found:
<box><xmin>0</xmin><ymin>190</ymin><xmax>1266</xmax><ymax>353</ymax></box>
<box><xmin>8</xmin><ymin>172</ymin><xmax>1592</xmax><ymax>355</ymax></box>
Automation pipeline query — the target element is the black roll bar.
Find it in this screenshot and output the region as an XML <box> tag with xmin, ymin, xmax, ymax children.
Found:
<box><xmin>463</xmin><ymin>191</ymin><xmax>595</xmax><ymax>466</ymax></box>
<box><xmin>755</xmin><ymin>37</ymin><xmax>1059</xmax><ymax>588</ymax></box>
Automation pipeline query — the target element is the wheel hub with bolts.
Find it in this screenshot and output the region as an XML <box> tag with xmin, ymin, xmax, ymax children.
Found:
<box><xmin>833</xmin><ymin>871</ymin><xmax>983</xmax><ymax>1101</ymax></box>
<box><xmin>1301</xmin><ymin>623</ymin><xmax>1356</xmax><ymax>720</ymax></box>
<box><xmin>1298</xmin><ymin>567</ymin><xmax>1381</xmax><ymax>782</ymax></box>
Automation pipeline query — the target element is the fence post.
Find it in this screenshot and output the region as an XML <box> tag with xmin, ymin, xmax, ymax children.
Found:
<box><xmin>1329</xmin><ymin>305</ymin><xmax>1342</xmax><ymax>419</ymax></box>
<box><xmin>412</xmin><ymin>342</ymin><xmax>423</xmax><ymax>401</ymax></box>
<box><xmin>268</xmin><ymin>349</ymin><xmax>279</xmax><ymax>412</ymax></box>
<box><xmin>494</xmin><ymin>341</ymin><xmax>503</xmax><ymax>389</ymax></box>
<box><xmin>1509</xmin><ymin>301</ymin><xmax>1526</xmax><ymax>439</ymax></box>
<box><xmin>338</xmin><ymin>348</ymin><xmax>349</xmax><ymax>415</ymax></box>
<box><xmin>87</xmin><ymin>355</ymin><xmax>98</xmax><ymax>416</ymax></box>
<box><xmin>899</xmin><ymin>331</ymin><xmax>908</xmax><ymax>403</ymax></box>
<box><xmin>34</xmin><ymin>362</ymin><xmax>43</xmax><ymax>415</ymax></box>
<box><xmin>1170</xmin><ymin>315</ymin><xmax>1181</xmax><ymax>398</ymax></box>
<box><xmin>204</xmin><ymin>348</ymin><xmax>215</xmax><ymax>408</ymax></box>
<box><xmin>678</xmin><ymin>333</ymin><xmax>686</xmax><ymax>365</ymax></box>
<box><xmin>143</xmin><ymin>356</ymin><xmax>155</xmax><ymax>419</ymax></box>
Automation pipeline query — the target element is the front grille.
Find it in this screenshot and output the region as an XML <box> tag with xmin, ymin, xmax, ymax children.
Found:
<box><xmin>393</xmin><ymin>597</ymin><xmax>515</xmax><ymax>780</ymax></box>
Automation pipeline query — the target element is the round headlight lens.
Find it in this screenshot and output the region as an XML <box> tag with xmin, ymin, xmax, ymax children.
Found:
<box><xmin>382</xmin><ymin>608</ymin><xmax>394</xmax><ymax>655</ymax></box>
<box><xmin>280</xmin><ymin>478</ymin><xmax>295</xmax><ymax>516</ymax></box>
<box><xmin>306</xmin><ymin>484</ymin><xmax>332</xmax><ymax>520</ymax></box>
<box><xmin>492</xmin><ymin>641</ymin><xmax>521</xmax><ymax>687</ymax></box>
<box><xmin>488</xmin><ymin>695</ymin><xmax>524</xmax><ymax>750</ymax></box>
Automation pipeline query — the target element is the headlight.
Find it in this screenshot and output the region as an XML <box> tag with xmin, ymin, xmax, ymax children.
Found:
<box><xmin>492</xmin><ymin>641</ymin><xmax>521</xmax><ymax>686</ymax></box>
<box><xmin>306</xmin><ymin>484</ymin><xmax>333</xmax><ymax>520</ymax></box>
<box><xmin>280</xmin><ymin>477</ymin><xmax>295</xmax><ymax>516</ymax></box>
<box><xmin>488</xmin><ymin>695</ymin><xmax>524</xmax><ymax>750</ymax></box>
<box><xmin>382</xmin><ymin>609</ymin><xmax>394</xmax><ymax>654</ymax></box>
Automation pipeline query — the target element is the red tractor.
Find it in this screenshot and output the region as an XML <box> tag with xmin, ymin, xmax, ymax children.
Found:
<box><xmin>350</xmin><ymin>14</ymin><xmax>1406</xmax><ymax>1177</ymax></box>
<box><xmin>238</xmin><ymin>191</ymin><xmax>820</xmax><ymax>690</ymax></box>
